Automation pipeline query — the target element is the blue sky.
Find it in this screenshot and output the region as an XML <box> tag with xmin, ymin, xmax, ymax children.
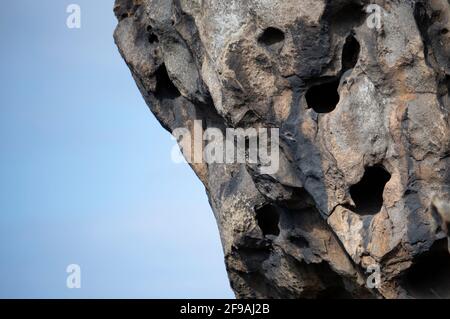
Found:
<box><xmin>0</xmin><ymin>0</ymin><xmax>233</xmax><ymax>298</ymax></box>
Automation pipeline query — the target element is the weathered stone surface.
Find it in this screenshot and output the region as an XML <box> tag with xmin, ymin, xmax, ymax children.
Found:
<box><xmin>114</xmin><ymin>0</ymin><xmax>450</xmax><ymax>298</ymax></box>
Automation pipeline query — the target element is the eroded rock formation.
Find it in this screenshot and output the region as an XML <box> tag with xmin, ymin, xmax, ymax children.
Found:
<box><xmin>114</xmin><ymin>0</ymin><xmax>450</xmax><ymax>298</ymax></box>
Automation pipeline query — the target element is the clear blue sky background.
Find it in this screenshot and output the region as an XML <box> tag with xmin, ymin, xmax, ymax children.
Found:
<box><xmin>0</xmin><ymin>0</ymin><xmax>233</xmax><ymax>298</ymax></box>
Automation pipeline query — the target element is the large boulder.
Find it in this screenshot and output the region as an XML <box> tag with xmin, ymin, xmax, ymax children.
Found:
<box><xmin>114</xmin><ymin>0</ymin><xmax>450</xmax><ymax>298</ymax></box>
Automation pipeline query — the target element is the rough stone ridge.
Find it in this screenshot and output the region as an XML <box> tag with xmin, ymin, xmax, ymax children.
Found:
<box><xmin>114</xmin><ymin>0</ymin><xmax>450</xmax><ymax>298</ymax></box>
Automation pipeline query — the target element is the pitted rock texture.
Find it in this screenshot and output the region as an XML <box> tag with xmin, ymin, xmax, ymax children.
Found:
<box><xmin>114</xmin><ymin>0</ymin><xmax>450</xmax><ymax>298</ymax></box>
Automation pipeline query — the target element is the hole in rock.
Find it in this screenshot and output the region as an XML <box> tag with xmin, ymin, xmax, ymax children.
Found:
<box><xmin>256</xmin><ymin>204</ymin><xmax>280</xmax><ymax>236</ymax></box>
<box><xmin>413</xmin><ymin>3</ymin><xmax>429</xmax><ymax>36</ymax></box>
<box><xmin>350</xmin><ymin>166</ymin><xmax>391</xmax><ymax>215</ymax></box>
<box><xmin>258</xmin><ymin>27</ymin><xmax>285</xmax><ymax>52</ymax></box>
<box><xmin>316</xmin><ymin>285</ymin><xmax>354</xmax><ymax>299</ymax></box>
<box><xmin>289</xmin><ymin>235</ymin><xmax>309</xmax><ymax>248</ymax></box>
<box><xmin>237</xmin><ymin>246</ymin><xmax>271</xmax><ymax>268</ymax></box>
<box><xmin>305</xmin><ymin>78</ymin><xmax>340</xmax><ymax>113</ymax></box>
<box><xmin>403</xmin><ymin>239</ymin><xmax>450</xmax><ymax>299</ymax></box>
<box><xmin>441</xmin><ymin>28</ymin><xmax>449</xmax><ymax>35</ymax></box>
<box><xmin>313</xmin><ymin>262</ymin><xmax>355</xmax><ymax>299</ymax></box>
<box><xmin>148</xmin><ymin>33</ymin><xmax>159</xmax><ymax>44</ymax></box>
<box><xmin>342</xmin><ymin>34</ymin><xmax>360</xmax><ymax>71</ymax></box>
<box><xmin>330</xmin><ymin>3</ymin><xmax>365</xmax><ymax>29</ymax></box>
<box><xmin>154</xmin><ymin>64</ymin><xmax>181</xmax><ymax>100</ymax></box>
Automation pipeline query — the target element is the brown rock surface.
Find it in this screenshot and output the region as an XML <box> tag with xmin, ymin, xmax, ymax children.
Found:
<box><xmin>114</xmin><ymin>0</ymin><xmax>450</xmax><ymax>298</ymax></box>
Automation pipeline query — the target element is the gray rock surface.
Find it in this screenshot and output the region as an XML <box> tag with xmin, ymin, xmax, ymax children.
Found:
<box><xmin>114</xmin><ymin>0</ymin><xmax>450</xmax><ymax>298</ymax></box>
